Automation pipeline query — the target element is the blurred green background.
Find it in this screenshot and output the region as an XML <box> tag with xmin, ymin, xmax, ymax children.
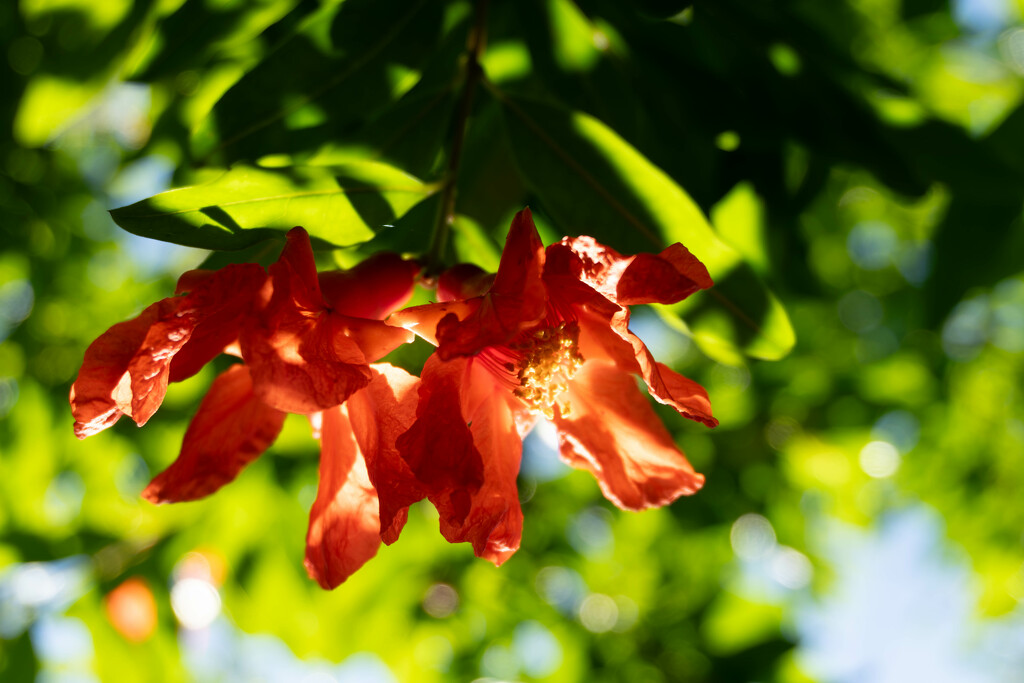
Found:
<box><xmin>2</xmin><ymin>0</ymin><xmax>1024</xmax><ymax>681</ymax></box>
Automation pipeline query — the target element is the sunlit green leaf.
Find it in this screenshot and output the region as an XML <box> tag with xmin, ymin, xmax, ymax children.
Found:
<box><xmin>14</xmin><ymin>76</ymin><xmax>106</xmax><ymax>146</ymax></box>
<box><xmin>109</xmin><ymin>161</ymin><xmax>438</xmax><ymax>250</ymax></box>
<box><xmin>452</xmin><ymin>214</ymin><xmax>502</xmax><ymax>272</ymax></box>
<box><xmin>702</xmin><ymin>591</ymin><xmax>783</xmax><ymax>656</ymax></box>
<box><xmin>710</xmin><ymin>182</ymin><xmax>769</xmax><ymax>275</ymax></box>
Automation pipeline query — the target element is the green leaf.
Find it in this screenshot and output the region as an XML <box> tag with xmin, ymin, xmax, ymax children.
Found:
<box><xmin>303</xmin><ymin>83</ymin><xmax>460</xmax><ymax>179</ymax></box>
<box><xmin>109</xmin><ymin>161</ymin><xmax>438</xmax><ymax>251</ymax></box>
<box><xmin>192</xmin><ymin>0</ymin><xmax>468</xmax><ymax>164</ymax></box>
<box><xmin>452</xmin><ymin>214</ymin><xmax>502</xmax><ymax>272</ymax></box>
<box><xmin>495</xmin><ymin>91</ymin><xmax>794</xmax><ymax>361</ymax></box>
<box><xmin>126</xmin><ymin>0</ymin><xmax>304</xmax><ymax>81</ymax></box>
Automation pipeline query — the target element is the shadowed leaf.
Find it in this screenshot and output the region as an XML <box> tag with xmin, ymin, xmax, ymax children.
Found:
<box><xmin>193</xmin><ymin>0</ymin><xmax>466</xmax><ymax>165</ymax></box>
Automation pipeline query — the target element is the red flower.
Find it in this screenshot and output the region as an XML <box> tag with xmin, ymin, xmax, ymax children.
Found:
<box><xmin>239</xmin><ymin>230</ymin><xmax>416</xmax><ymax>415</ymax></box>
<box><xmin>303</xmin><ymin>363</ymin><xmax>420</xmax><ymax>588</ymax></box>
<box><xmin>71</xmin><ymin>228</ymin><xmax>420</xmax><ymax>588</ymax></box>
<box><xmin>388</xmin><ymin>208</ymin><xmax>717</xmax><ymax>565</ymax></box>
<box><xmin>69</xmin><ymin>262</ymin><xmax>266</xmax><ymax>439</ymax></box>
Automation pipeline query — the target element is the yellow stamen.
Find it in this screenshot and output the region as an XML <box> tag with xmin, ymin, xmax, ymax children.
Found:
<box><xmin>512</xmin><ymin>321</ymin><xmax>584</xmax><ymax>419</ymax></box>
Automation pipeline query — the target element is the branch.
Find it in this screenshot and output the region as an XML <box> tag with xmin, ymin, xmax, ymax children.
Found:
<box><xmin>424</xmin><ymin>0</ymin><xmax>488</xmax><ymax>274</ymax></box>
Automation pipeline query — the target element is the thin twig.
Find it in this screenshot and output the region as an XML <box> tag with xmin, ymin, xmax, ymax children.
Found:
<box><xmin>424</xmin><ymin>0</ymin><xmax>488</xmax><ymax>274</ymax></box>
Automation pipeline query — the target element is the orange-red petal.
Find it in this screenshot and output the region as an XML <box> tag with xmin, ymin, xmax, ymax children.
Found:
<box><xmin>553</xmin><ymin>359</ymin><xmax>705</xmax><ymax>510</ymax></box>
<box><xmin>491</xmin><ymin>208</ymin><xmax>546</xmax><ymax>302</ymax></box>
<box><xmin>318</xmin><ymin>252</ymin><xmax>419</xmax><ymax>320</ymax></box>
<box><xmin>142</xmin><ymin>364</ymin><xmax>286</xmax><ymax>503</ymax></box>
<box><xmin>242</xmin><ymin>311</ymin><xmax>374</xmax><ymax>414</ymax></box>
<box><xmin>434</xmin><ymin>209</ymin><xmax>547</xmax><ymax>359</ymax></box>
<box><xmin>387</xmin><ymin>299</ymin><xmax>480</xmax><ymax>346</ymax></box>
<box><xmin>345</xmin><ymin>363</ymin><xmax>422</xmax><ymax>543</ymax></box>
<box><xmin>337</xmin><ymin>314</ymin><xmax>415</xmax><ymax>363</ymax></box>
<box><xmin>304</xmin><ymin>405</ymin><xmax>382</xmax><ymax>589</ymax></box>
<box><xmin>398</xmin><ymin>355</ymin><xmax>525</xmax><ymax>564</ymax></box>
<box><xmin>242</xmin><ymin>228</ymin><xmax>412</xmax><ymax>412</ymax></box>
<box><xmin>70</xmin><ymin>297</ymin><xmax>190</xmax><ymax>439</ymax></box>
<box><xmin>270</xmin><ymin>227</ymin><xmax>325</xmax><ymax>311</ymax></box>
<box><xmin>550</xmin><ymin>236</ymin><xmax>712</xmax><ymax>305</ymax></box>
<box><xmin>574</xmin><ymin>290</ymin><xmax>717</xmax><ymax>427</ymax></box>
<box><xmin>445</xmin><ymin>359</ymin><xmax>525</xmax><ymax>565</ymax></box>
<box><xmin>168</xmin><ymin>263</ymin><xmax>267</xmax><ymax>383</ymax></box>
<box><xmin>397</xmin><ymin>355</ymin><xmax>484</xmax><ymax>494</ymax></box>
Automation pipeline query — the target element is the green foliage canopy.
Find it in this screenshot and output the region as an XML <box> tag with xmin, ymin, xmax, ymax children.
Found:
<box><xmin>2</xmin><ymin>0</ymin><xmax>1024</xmax><ymax>681</ymax></box>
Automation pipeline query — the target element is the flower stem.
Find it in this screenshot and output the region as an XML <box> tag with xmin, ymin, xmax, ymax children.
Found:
<box><xmin>425</xmin><ymin>0</ymin><xmax>488</xmax><ymax>275</ymax></box>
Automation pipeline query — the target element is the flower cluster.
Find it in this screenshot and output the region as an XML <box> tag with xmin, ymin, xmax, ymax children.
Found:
<box><xmin>71</xmin><ymin>209</ymin><xmax>717</xmax><ymax>588</ymax></box>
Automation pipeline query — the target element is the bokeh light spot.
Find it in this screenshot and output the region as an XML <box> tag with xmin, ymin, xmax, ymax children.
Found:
<box><xmin>170</xmin><ymin>578</ymin><xmax>221</xmax><ymax>630</ymax></box>
<box><xmin>480</xmin><ymin>643</ymin><xmax>519</xmax><ymax>680</ymax></box>
<box><xmin>770</xmin><ymin>547</ymin><xmax>813</xmax><ymax>589</ymax></box>
<box><xmin>105</xmin><ymin>577</ymin><xmax>157</xmax><ymax>642</ymax></box>
<box><xmin>423</xmin><ymin>583</ymin><xmax>459</xmax><ymax>618</ymax></box>
<box><xmin>579</xmin><ymin>593</ymin><xmax>618</xmax><ymax>633</ymax></box>
<box><xmin>872</xmin><ymin>411</ymin><xmax>920</xmax><ymax>453</ymax></box>
<box><xmin>847</xmin><ymin>221</ymin><xmax>898</xmax><ymax>270</ymax></box>
<box><xmin>716</xmin><ymin>130</ymin><xmax>740</xmax><ymax>151</ymax></box>
<box><xmin>859</xmin><ymin>441</ymin><xmax>900</xmax><ymax>478</ymax></box>
<box><xmin>535</xmin><ymin>566</ymin><xmax>586</xmax><ymax>614</ymax></box>
<box><xmin>32</xmin><ymin>615</ymin><xmax>94</xmax><ymax>665</ymax></box>
<box><xmin>567</xmin><ymin>507</ymin><xmax>613</xmax><ymax>557</ymax></box>
<box><xmin>731</xmin><ymin>514</ymin><xmax>777</xmax><ymax>560</ymax></box>
<box><xmin>513</xmin><ymin>621</ymin><xmax>562</xmax><ymax>677</ymax></box>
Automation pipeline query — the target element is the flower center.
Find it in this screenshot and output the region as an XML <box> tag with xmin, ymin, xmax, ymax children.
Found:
<box><xmin>510</xmin><ymin>321</ymin><xmax>584</xmax><ymax>419</ymax></box>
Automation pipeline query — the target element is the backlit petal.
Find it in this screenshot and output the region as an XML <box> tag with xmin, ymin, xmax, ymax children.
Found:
<box><xmin>553</xmin><ymin>359</ymin><xmax>705</xmax><ymax>510</ymax></box>
<box><xmin>399</xmin><ymin>355</ymin><xmax>524</xmax><ymax>564</ymax></box>
<box><xmin>242</xmin><ymin>228</ymin><xmax>399</xmax><ymax>412</ymax></box>
<box><xmin>337</xmin><ymin>314</ymin><xmax>415</xmax><ymax>363</ymax></box>
<box><xmin>242</xmin><ymin>310</ymin><xmax>373</xmax><ymax>414</ymax></box>
<box><xmin>127</xmin><ymin>313</ymin><xmax>195</xmax><ymax>427</ymax></box>
<box><xmin>397</xmin><ymin>355</ymin><xmax>484</xmax><ymax>495</ymax></box>
<box><xmin>576</xmin><ymin>298</ymin><xmax>717</xmax><ymax>427</ymax></box>
<box><xmin>168</xmin><ymin>263</ymin><xmax>267</xmax><ymax>383</ymax></box>
<box><xmin>346</xmin><ymin>363</ymin><xmax>422</xmax><ymax>543</ymax></box>
<box><xmin>304</xmin><ymin>406</ymin><xmax>382</xmax><ymax>589</ymax></box>
<box><xmin>434</xmin><ymin>209</ymin><xmax>547</xmax><ymax>358</ymax></box>
<box><xmin>491</xmin><ymin>208</ymin><xmax>546</xmax><ymax>301</ymax></box>
<box><xmin>387</xmin><ymin>299</ymin><xmax>479</xmax><ymax>346</ymax></box>
<box><xmin>652</xmin><ymin>361</ymin><xmax>716</xmax><ymax>427</ymax></box>
<box><xmin>270</xmin><ymin>227</ymin><xmax>324</xmax><ymax>311</ymax></box>
<box><xmin>70</xmin><ymin>297</ymin><xmax>189</xmax><ymax>439</ymax></box>
<box><xmin>142</xmin><ymin>364</ymin><xmax>286</xmax><ymax>503</ymax></box>
<box><xmin>444</xmin><ymin>359</ymin><xmax>525</xmax><ymax>565</ymax></box>
<box><xmin>550</xmin><ymin>236</ymin><xmax>712</xmax><ymax>305</ymax></box>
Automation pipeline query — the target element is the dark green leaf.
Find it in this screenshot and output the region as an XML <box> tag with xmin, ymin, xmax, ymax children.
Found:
<box><xmin>193</xmin><ymin>0</ymin><xmax>469</xmax><ymax>164</ymax></box>
<box><xmin>127</xmin><ymin>0</ymin><xmax>306</xmax><ymax>81</ymax></box>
